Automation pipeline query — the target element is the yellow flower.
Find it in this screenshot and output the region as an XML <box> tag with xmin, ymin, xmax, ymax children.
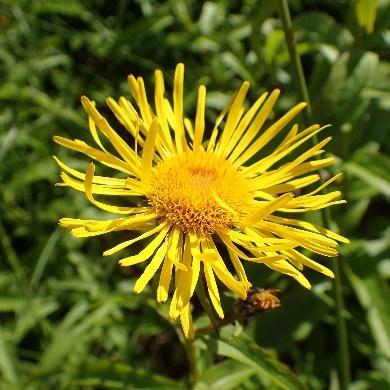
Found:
<box><xmin>54</xmin><ymin>63</ymin><xmax>349</xmax><ymax>338</ymax></box>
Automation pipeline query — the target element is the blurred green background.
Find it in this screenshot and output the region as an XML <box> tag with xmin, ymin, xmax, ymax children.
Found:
<box><xmin>1</xmin><ymin>0</ymin><xmax>389</xmax><ymax>388</ymax></box>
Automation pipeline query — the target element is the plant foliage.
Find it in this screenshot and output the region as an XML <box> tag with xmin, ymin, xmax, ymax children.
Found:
<box><xmin>0</xmin><ymin>0</ymin><xmax>389</xmax><ymax>388</ymax></box>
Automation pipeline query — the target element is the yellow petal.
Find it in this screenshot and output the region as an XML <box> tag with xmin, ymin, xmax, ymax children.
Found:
<box><xmin>64</xmin><ymin>213</ymin><xmax>156</xmax><ymax>237</ymax></box>
<box><xmin>266</xmin><ymin>260</ymin><xmax>312</xmax><ymax>290</ymax></box>
<box><xmin>273</xmin><ymin>123</ymin><xmax>298</xmax><ymax>153</ymax></box>
<box><xmin>242</xmin><ymin>193</ymin><xmax>294</xmax><ymax>226</ymax></box>
<box><xmin>226</xmin><ymin>247</ymin><xmax>249</xmax><ymax>284</ymax></box>
<box><xmin>233</xmin><ymin>101</ymin><xmax>307</xmax><ymax>166</ymax></box>
<box><xmin>53</xmin><ymin>136</ymin><xmax>133</xmax><ymax>175</ymax></box>
<box><xmin>244</xmin><ymin>124</ymin><xmax>322</xmax><ymax>176</ymax></box>
<box><xmin>106</xmin><ymin>97</ymin><xmax>137</xmax><ymax>137</ymax></box>
<box><xmin>261</xmin><ymin>174</ymin><xmax>320</xmax><ymax>193</ymax></box>
<box><xmin>203</xmin><ymin>261</ymin><xmax>224</xmax><ymax>318</ymax></box>
<box><xmin>211</xmin><ymin>260</ymin><xmax>247</xmax><ymax>299</ymax></box>
<box><xmin>140</xmin><ymin>119</ymin><xmax>159</xmax><ymax>184</ymax></box>
<box><xmin>285</xmin><ymin>249</ymin><xmax>334</xmax><ymax>278</ymax></box>
<box><xmin>118</xmin><ymin>97</ymin><xmax>148</xmax><ymax>139</ymax></box>
<box><xmin>103</xmin><ymin>222</ymin><xmax>167</xmax><ymax>256</ymax></box>
<box><xmin>54</xmin><ymin>156</ymin><xmax>127</xmax><ymax>187</ymax></box>
<box><xmin>225</xmin><ymin>91</ymin><xmax>269</xmax><ymax>158</ymax></box>
<box><xmin>230</xmin><ymin>229</ymin><xmax>296</xmax><ymax>253</ymax></box>
<box><xmin>119</xmin><ymin>225</ymin><xmax>170</xmax><ymax>266</ymax></box>
<box><xmin>134</xmin><ymin>240</ymin><xmax>168</xmax><ymax>294</ymax></box>
<box><xmin>228</xmin><ymin>89</ymin><xmax>280</xmax><ymax>163</ymax></box>
<box><xmin>84</xmin><ymin>163</ymin><xmax>145</xmax><ymax>214</ymax></box>
<box><xmin>157</xmin><ymin>228</ymin><xmax>181</xmax><ymax>302</ymax></box>
<box><xmin>60</xmin><ymin>172</ymin><xmax>141</xmax><ymax>196</ymax></box>
<box><xmin>180</xmin><ymin>304</ymin><xmax>194</xmax><ymax>339</ymax></box>
<box><xmin>217</xmin><ymin>81</ymin><xmax>250</xmax><ymax>156</ymax></box>
<box><xmin>176</xmin><ymin>233</ymin><xmax>200</xmax><ymax>310</ymax></box>
<box><xmin>173</xmin><ymin>63</ymin><xmax>187</xmax><ymax>152</ymax></box>
<box><xmin>136</xmin><ymin>76</ymin><xmax>154</xmax><ymax>127</ymax></box>
<box><xmin>154</xmin><ymin>69</ymin><xmax>174</xmax><ymax>151</ymax></box>
<box><xmin>206</xmin><ymin>100</ymin><xmax>229</xmax><ymax>152</ymax></box>
<box><xmin>81</xmin><ymin>97</ymin><xmax>139</xmax><ymax>170</ymax></box>
<box><xmin>193</xmin><ymin>85</ymin><xmax>206</xmax><ymax>151</ymax></box>
<box><xmin>258</xmin><ymin>220</ymin><xmax>339</xmax><ymax>257</ymax></box>
<box><xmin>127</xmin><ymin>75</ymin><xmax>154</xmax><ymax>128</ymax></box>
<box><xmin>157</xmin><ymin>256</ymin><xmax>174</xmax><ymax>303</ymax></box>
<box><xmin>219</xmin><ymin>232</ymin><xmax>284</xmax><ymax>263</ymax></box>
<box><xmin>169</xmin><ymin>290</ymin><xmax>181</xmax><ymax>319</ymax></box>
<box><xmin>87</xmin><ymin>100</ymin><xmax>109</xmax><ymax>152</ymax></box>
<box><xmin>266</xmin><ymin>215</ymin><xmax>350</xmax><ymax>244</ymax></box>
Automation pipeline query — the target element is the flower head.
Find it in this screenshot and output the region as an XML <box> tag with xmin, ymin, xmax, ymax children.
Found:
<box><xmin>54</xmin><ymin>63</ymin><xmax>348</xmax><ymax>338</ymax></box>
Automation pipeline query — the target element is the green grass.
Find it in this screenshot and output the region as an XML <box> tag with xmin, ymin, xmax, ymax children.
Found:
<box><xmin>1</xmin><ymin>0</ymin><xmax>389</xmax><ymax>388</ymax></box>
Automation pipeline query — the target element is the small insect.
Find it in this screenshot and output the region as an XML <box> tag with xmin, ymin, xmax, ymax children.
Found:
<box><xmin>236</xmin><ymin>287</ymin><xmax>281</xmax><ymax>318</ymax></box>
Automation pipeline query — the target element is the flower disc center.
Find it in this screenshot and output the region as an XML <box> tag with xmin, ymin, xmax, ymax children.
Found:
<box><xmin>147</xmin><ymin>151</ymin><xmax>252</xmax><ymax>234</ymax></box>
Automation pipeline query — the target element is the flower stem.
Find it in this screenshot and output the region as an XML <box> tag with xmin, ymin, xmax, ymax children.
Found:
<box><xmin>277</xmin><ymin>0</ymin><xmax>312</xmax><ymax>124</ymax></box>
<box><xmin>277</xmin><ymin>1</ymin><xmax>351</xmax><ymax>388</ymax></box>
<box><xmin>183</xmin><ymin>338</ymin><xmax>200</xmax><ymax>384</ymax></box>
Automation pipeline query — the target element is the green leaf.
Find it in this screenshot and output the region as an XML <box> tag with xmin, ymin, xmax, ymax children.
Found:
<box><xmin>344</xmin><ymin>233</ymin><xmax>390</xmax><ymax>359</ymax></box>
<box><xmin>345</xmin><ymin>143</ymin><xmax>390</xmax><ymax>199</ymax></box>
<box><xmin>345</xmin><ymin>162</ymin><xmax>390</xmax><ymax>199</ymax></box>
<box><xmin>295</xmin><ymin>12</ymin><xmax>353</xmax><ymax>48</ymax></box>
<box><xmin>0</xmin><ymin>127</ymin><xmax>18</xmax><ymax>164</ymax></box>
<box><xmin>207</xmin><ymin>332</ymin><xmax>305</xmax><ymax>389</ymax></box>
<box><xmin>221</xmin><ymin>52</ymin><xmax>256</xmax><ymax>84</ymax></box>
<box><xmin>312</xmin><ymin>51</ymin><xmax>379</xmax><ymax>129</ymax></box>
<box><xmin>346</xmin><ymin>264</ymin><xmax>390</xmax><ymax>358</ymax></box>
<box><xmin>37</xmin><ymin>301</ymin><xmax>115</xmax><ymax>374</ymax></box>
<box><xmin>198</xmin><ymin>2</ymin><xmax>226</xmax><ymax>34</ymax></box>
<box><xmin>14</xmin><ymin>299</ymin><xmax>59</xmax><ymax>342</ymax></box>
<box><xmin>339</xmin><ymin>198</ymin><xmax>370</xmax><ymax>231</ymax></box>
<box><xmin>194</xmin><ymin>360</ymin><xmax>256</xmax><ymax>390</ymax></box>
<box><xmin>252</xmin><ymin>288</ymin><xmax>329</xmax><ymax>353</ymax></box>
<box><xmin>356</xmin><ymin>0</ymin><xmax>377</xmax><ymax>33</ymax></box>
<box><xmin>0</xmin><ymin>297</ymin><xmax>25</xmax><ymax>313</ymax></box>
<box><xmin>0</xmin><ymin>327</ymin><xmax>18</xmax><ymax>383</ymax></box>
<box><xmin>73</xmin><ymin>358</ymin><xmax>184</xmax><ymax>389</ymax></box>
